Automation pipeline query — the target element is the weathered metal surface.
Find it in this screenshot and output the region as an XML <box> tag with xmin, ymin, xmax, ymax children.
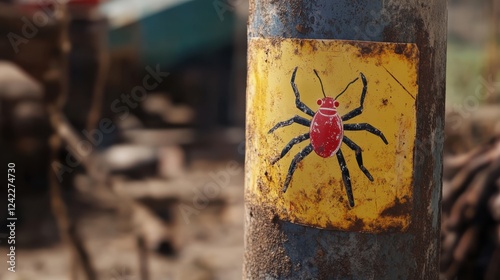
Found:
<box><xmin>247</xmin><ymin>38</ymin><xmax>418</xmax><ymax>232</ymax></box>
<box><xmin>244</xmin><ymin>0</ymin><xmax>447</xmax><ymax>279</ymax></box>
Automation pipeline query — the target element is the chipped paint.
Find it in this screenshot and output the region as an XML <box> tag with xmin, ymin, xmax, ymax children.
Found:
<box><xmin>247</xmin><ymin>38</ymin><xmax>419</xmax><ymax>232</ymax></box>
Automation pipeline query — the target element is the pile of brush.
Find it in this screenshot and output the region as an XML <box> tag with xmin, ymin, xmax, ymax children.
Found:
<box><xmin>440</xmin><ymin>136</ymin><xmax>500</xmax><ymax>279</ymax></box>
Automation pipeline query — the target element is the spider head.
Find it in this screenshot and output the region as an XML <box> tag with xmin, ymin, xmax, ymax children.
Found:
<box><xmin>317</xmin><ymin>97</ymin><xmax>339</xmax><ymax>115</ymax></box>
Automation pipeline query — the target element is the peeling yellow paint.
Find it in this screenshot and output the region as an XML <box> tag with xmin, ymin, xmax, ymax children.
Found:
<box><xmin>246</xmin><ymin>38</ymin><xmax>419</xmax><ymax>232</ymax></box>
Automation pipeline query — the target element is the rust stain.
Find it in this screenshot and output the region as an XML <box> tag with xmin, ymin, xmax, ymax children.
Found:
<box><xmin>295</xmin><ymin>24</ymin><xmax>311</xmax><ymax>34</ymax></box>
<box><xmin>244</xmin><ymin>201</ymin><xmax>293</xmax><ymax>277</ymax></box>
<box><xmin>349</xmin><ymin>40</ymin><xmax>419</xmax><ymax>66</ymax></box>
<box><xmin>353</xmin><ymin>41</ymin><xmax>387</xmax><ymax>59</ymax></box>
<box><xmin>347</xmin><ymin>217</ymin><xmax>366</xmax><ymax>232</ymax></box>
<box><xmin>380</xmin><ymin>196</ymin><xmax>412</xmax><ymax>217</ymax></box>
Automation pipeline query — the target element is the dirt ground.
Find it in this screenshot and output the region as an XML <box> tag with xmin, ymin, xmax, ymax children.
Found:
<box><xmin>0</xmin><ymin>146</ymin><xmax>245</xmax><ymax>280</ymax></box>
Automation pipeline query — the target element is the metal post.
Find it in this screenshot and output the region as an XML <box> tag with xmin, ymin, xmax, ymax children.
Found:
<box><xmin>244</xmin><ymin>0</ymin><xmax>447</xmax><ymax>279</ymax></box>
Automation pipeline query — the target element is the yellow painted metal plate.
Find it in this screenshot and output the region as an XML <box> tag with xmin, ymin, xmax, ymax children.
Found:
<box><xmin>246</xmin><ymin>38</ymin><xmax>419</xmax><ymax>232</ymax></box>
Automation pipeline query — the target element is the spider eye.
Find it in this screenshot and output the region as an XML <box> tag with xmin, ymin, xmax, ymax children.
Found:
<box><xmin>317</xmin><ymin>99</ymin><xmax>323</xmax><ymax>105</ymax></box>
<box><xmin>334</xmin><ymin>101</ymin><xmax>340</xmax><ymax>107</ymax></box>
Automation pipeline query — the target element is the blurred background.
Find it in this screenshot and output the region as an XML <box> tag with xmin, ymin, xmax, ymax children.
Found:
<box><xmin>0</xmin><ymin>0</ymin><xmax>498</xmax><ymax>279</ymax></box>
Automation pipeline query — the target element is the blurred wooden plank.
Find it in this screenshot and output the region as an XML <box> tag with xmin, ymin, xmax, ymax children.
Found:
<box><xmin>121</xmin><ymin>127</ymin><xmax>244</xmax><ymax>146</ymax></box>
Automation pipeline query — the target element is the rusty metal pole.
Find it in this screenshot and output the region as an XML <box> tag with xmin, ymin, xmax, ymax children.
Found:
<box><xmin>244</xmin><ymin>0</ymin><xmax>447</xmax><ymax>279</ymax></box>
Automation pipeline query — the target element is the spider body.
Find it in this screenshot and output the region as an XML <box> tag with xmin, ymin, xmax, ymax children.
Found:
<box><xmin>268</xmin><ymin>67</ymin><xmax>388</xmax><ymax>207</ymax></box>
<box><xmin>310</xmin><ymin>97</ymin><xmax>343</xmax><ymax>158</ymax></box>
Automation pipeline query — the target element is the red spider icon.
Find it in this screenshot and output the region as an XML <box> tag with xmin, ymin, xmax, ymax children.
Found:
<box><xmin>269</xmin><ymin>67</ymin><xmax>388</xmax><ymax>207</ymax></box>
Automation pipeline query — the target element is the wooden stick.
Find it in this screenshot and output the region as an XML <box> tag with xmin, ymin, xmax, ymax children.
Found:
<box><xmin>46</xmin><ymin>3</ymin><xmax>98</xmax><ymax>279</ymax></box>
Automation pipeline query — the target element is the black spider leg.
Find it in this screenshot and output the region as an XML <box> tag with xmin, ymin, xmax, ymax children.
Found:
<box><xmin>342</xmin><ymin>136</ymin><xmax>374</xmax><ymax>181</ymax></box>
<box><xmin>268</xmin><ymin>116</ymin><xmax>311</xmax><ymax>133</ymax></box>
<box><xmin>341</xmin><ymin>72</ymin><xmax>367</xmax><ymax>122</ymax></box>
<box><xmin>336</xmin><ymin>149</ymin><xmax>355</xmax><ymax>207</ymax></box>
<box><xmin>291</xmin><ymin>67</ymin><xmax>315</xmax><ymax>117</ymax></box>
<box><xmin>283</xmin><ymin>144</ymin><xmax>314</xmax><ymax>193</ymax></box>
<box><xmin>271</xmin><ymin>133</ymin><xmax>310</xmax><ymax>165</ymax></box>
<box><xmin>344</xmin><ymin>123</ymin><xmax>389</xmax><ymax>144</ymax></box>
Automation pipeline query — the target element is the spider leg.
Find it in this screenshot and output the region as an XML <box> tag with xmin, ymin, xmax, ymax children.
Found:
<box><xmin>272</xmin><ymin>133</ymin><xmax>310</xmax><ymax>165</ymax></box>
<box><xmin>291</xmin><ymin>67</ymin><xmax>315</xmax><ymax>117</ymax></box>
<box><xmin>341</xmin><ymin>73</ymin><xmax>367</xmax><ymax>122</ymax></box>
<box><xmin>336</xmin><ymin>149</ymin><xmax>355</xmax><ymax>207</ymax></box>
<box><xmin>344</xmin><ymin>123</ymin><xmax>388</xmax><ymax>144</ymax></box>
<box><xmin>342</xmin><ymin>136</ymin><xmax>373</xmax><ymax>181</ymax></box>
<box><xmin>268</xmin><ymin>115</ymin><xmax>311</xmax><ymax>133</ymax></box>
<box><xmin>282</xmin><ymin>144</ymin><xmax>313</xmax><ymax>193</ymax></box>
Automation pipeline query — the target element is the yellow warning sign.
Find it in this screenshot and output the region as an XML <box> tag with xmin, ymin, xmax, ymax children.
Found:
<box><xmin>246</xmin><ymin>38</ymin><xmax>419</xmax><ymax>232</ymax></box>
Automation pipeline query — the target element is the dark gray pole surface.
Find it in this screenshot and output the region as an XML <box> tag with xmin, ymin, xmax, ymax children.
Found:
<box><xmin>244</xmin><ymin>0</ymin><xmax>447</xmax><ymax>279</ymax></box>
